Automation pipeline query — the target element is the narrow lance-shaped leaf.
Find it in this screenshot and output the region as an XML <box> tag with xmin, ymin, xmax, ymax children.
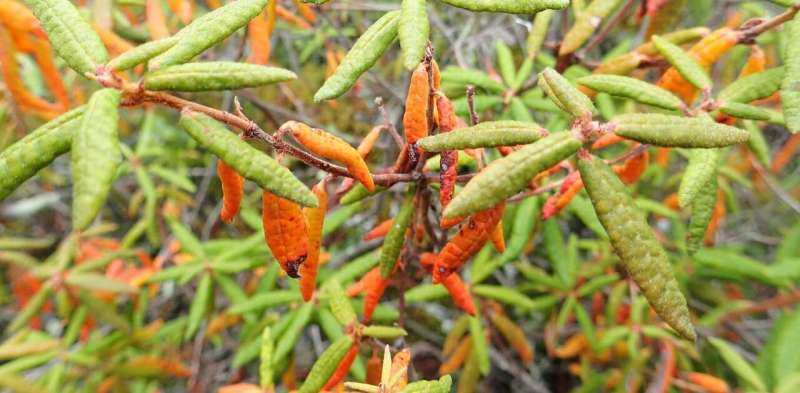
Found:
<box><xmin>687</xmin><ymin>177</ymin><xmax>717</xmax><ymax>255</ymax></box>
<box><xmin>272</xmin><ymin>302</ymin><xmax>314</xmax><ymax>365</ymax></box>
<box><xmin>444</xmin><ymin>132</ymin><xmax>582</xmax><ymax>219</ymax></box>
<box><xmin>781</xmin><ymin>13</ymin><xmax>800</xmax><ymax>133</ymax></box>
<box><xmin>71</xmin><ymin>89</ymin><xmax>121</xmax><ymax>230</ymax></box>
<box><xmin>144</xmin><ymin>62</ymin><xmax>296</xmax><ymax>91</ymax></box>
<box><xmin>612</xmin><ymin>113</ymin><xmax>749</xmax><ymax>148</ymax></box>
<box><xmin>577</xmin><ymin>74</ymin><xmax>684</xmax><ymax>111</ymax></box>
<box><xmin>539</xmin><ymin>68</ymin><xmax>596</xmax><ymax>117</ymax></box>
<box><xmin>709</xmin><ymin>337</ymin><xmax>768</xmax><ymax>392</ymax></box>
<box><xmin>678</xmin><ymin>148</ymin><xmax>719</xmax><ymax>209</ymax></box>
<box><xmin>326</xmin><ymin>280</ymin><xmax>357</xmax><ymax>326</ymax></box>
<box><xmin>298</xmin><ymin>335</ymin><xmax>354</xmax><ymax>393</ymax></box>
<box><xmin>399</xmin><ymin>0</ymin><xmax>428</xmax><ymax>70</ymax></box>
<box><xmin>416</xmin><ymin>121</ymin><xmax>546</xmax><ymax>152</ymax></box>
<box><xmin>380</xmin><ymin>191</ymin><xmax>415</xmax><ymax>277</ymax></box>
<box><xmin>149</xmin><ymin>0</ymin><xmax>269</xmax><ymax>68</ymax></box>
<box><xmin>314</xmin><ymin>11</ymin><xmax>400</xmax><ymax>101</ymax></box>
<box><xmin>717</xmin><ymin>67</ymin><xmax>784</xmax><ymax>103</ymax></box>
<box><xmin>652</xmin><ymin>35</ymin><xmax>711</xmax><ymax>91</ymax></box>
<box><xmin>24</xmin><ymin>0</ymin><xmax>108</xmax><ymax>75</ymax></box>
<box><xmin>527</xmin><ymin>10</ymin><xmax>553</xmax><ymax>60</ymax></box>
<box><xmin>107</xmin><ymin>37</ymin><xmax>177</xmax><ymax>71</ymax></box>
<box><xmin>438</xmin><ymin>0</ymin><xmax>569</xmax><ymax>14</ymax></box>
<box><xmin>496</xmin><ymin>40</ymin><xmax>516</xmax><ymax>87</ymax></box>
<box><xmin>7</xmin><ymin>283</ymin><xmax>52</xmax><ymax>333</ymax></box>
<box><xmin>469</xmin><ymin>313</ymin><xmax>490</xmax><ymax>376</ymax></box>
<box><xmin>718</xmin><ymin>102</ymin><xmax>774</xmax><ymax>121</ymax></box>
<box><xmin>184</xmin><ymin>272</ymin><xmax>213</xmax><ymax>341</ymax></box>
<box><xmin>0</xmin><ymin>106</ymin><xmax>85</xmax><ymax>201</ymax></box>
<box><xmin>178</xmin><ymin>111</ymin><xmax>317</xmax><ymax>207</ymax></box>
<box><xmin>559</xmin><ymin>0</ymin><xmax>623</xmax><ymax>55</ymax></box>
<box><xmin>577</xmin><ymin>152</ymin><xmax>696</xmax><ymax>341</ymax></box>
<box><xmin>260</xmin><ymin>326</ymin><xmax>274</xmax><ymax>389</ymax></box>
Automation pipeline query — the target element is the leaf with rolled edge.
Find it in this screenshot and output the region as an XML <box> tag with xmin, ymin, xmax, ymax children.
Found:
<box><xmin>314</xmin><ymin>11</ymin><xmax>399</xmax><ymax>101</ymax></box>
<box><xmin>439</xmin><ymin>0</ymin><xmax>569</xmax><ymax>14</ymax></box>
<box><xmin>65</xmin><ymin>272</ymin><xmax>136</xmax><ymax>293</ymax></box>
<box><xmin>578</xmin><ymin>152</ymin><xmax>695</xmax><ymax>341</ymax></box>
<box><xmin>184</xmin><ymin>272</ymin><xmax>213</xmax><ymax>341</ymax></box>
<box><xmin>577</xmin><ymin>74</ymin><xmax>684</xmax><ymax>111</ymax></box>
<box><xmin>709</xmin><ymin>337</ymin><xmax>768</xmax><ymax>392</ymax></box>
<box><xmin>496</xmin><ymin>40</ymin><xmax>516</xmax><ymax>87</ymax></box>
<box><xmin>717</xmin><ymin>67</ymin><xmax>784</xmax><ymax>103</ymax></box>
<box><xmin>6</xmin><ymin>283</ymin><xmax>52</xmax><ymax>333</ymax></box>
<box><xmin>612</xmin><ymin>113</ymin><xmax>749</xmax><ymax>148</ymax></box>
<box><xmin>144</xmin><ymin>62</ymin><xmax>296</xmax><ymax>91</ymax></box>
<box><xmin>380</xmin><ymin>190</ymin><xmax>415</xmax><ymax>277</ymax></box>
<box><xmin>441</xmin><ymin>66</ymin><xmax>506</xmax><ymax>93</ymax></box>
<box><xmin>417</xmin><ymin>121</ymin><xmax>546</xmax><ymax>152</ymax></box>
<box><xmin>107</xmin><ymin>37</ymin><xmax>177</xmax><ymax>71</ymax></box>
<box><xmin>259</xmin><ymin>327</ymin><xmax>274</xmax><ymax>389</ymax></box>
<box><xmin>678</xmin><ymin>148</ymin><xmax>719</xmax><ymax>209</ymax></box>
<box><xmin>782</xmin><ymin>14</ymin><xmax>800</xmax><ymax>133</ymax></box>
<box><xmin>539</xmin><ymin>68</ymin><xmax>596</xmax><ymax>117</ymax></box>
<box><xmin>652</xmin><ymin>35</ymin><xmax>711</xmax><ymax>90</ymax></box>
<box><xmin>687</xmin><ymin>176</ymin><xmax>717</xmax><ymax>255</ymax></box>
<box><xmin>149</xmin><ymin>0</ymin><xmax>268</xmax><ymax>69</ymax></box>
<box><xmin>527</xmin><ymin>10</ymin><xmax>554</xmax><ymax>60</ymax></box>
<box><xmin>0</xmin><ymin>106</ymin><xmax>85</xmax><ymax>201</ymax></box>
<box><xmin>559</xmin><ymin>0</ymin><xmax>623</xmax><ymax>56</ymax></box>
<box><xmin>718</xmin><ymin>101</ymin><xmax>774</xmax><ymax>121</ymax></box>
<box><xmin>178</xmin><ymin>111</ymin><xmax>316</xmax><ymax>207</ymax></box>
<box><xmin>472</xmin><ymin>285</ymin><xmax>538</xmax><ymax>310</ymax></box>
<box><xmin>71</xmin><ymin>89</ymin><xmax>121</xmax><ymax>230</ymax></box>
<box><xmin>298</xmin><ymin>335</ymin><xmax>354</xmax><ymax>393</ymax></box>
<box><xmin>273</xmin><ymin>301</ymin><xmax>313</xmax><ymax>364</ymax></box>
<box><xmin>24</xmin><ymin>0</ymin><xmax>107</xmax><ymax>75</ymax></box>
<box><xmin>361</xmin><ymin>325</ymin><xmax>407</xmax><ymax>339</ymax></box>
<box><xmin>401</xmin><ymin>375</ymin><xmax>453</xmax><ymax>393</ymax></box>
<box><xmin>325</xmin><ymin>280</ymin><xmax>357</xmax><ymax>326</ymax></box>
<box><xmin>469</xmin><ymin>313</ymin><xmax>490</xmax><ymax>376</ymax></box>
<box><xmin>443</xmin><ymin>132</ymin><xmax>582</xmax><ymax>219</ymax></box>
<box><xmin>399</xmin><ymin>0</ymin><xmax>428</xmax><ymax>70</ymax></box>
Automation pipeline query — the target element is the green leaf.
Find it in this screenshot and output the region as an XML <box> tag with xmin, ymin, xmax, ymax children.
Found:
<box><xmin>144</xmin><ymin>62</ymin><xmax>296</xmax><ymax>91</ymax></box>
<box><xmin>361</xmin><ymin>325</ymin><xmax>407</xmax><ymax>339</ymax></box>
<box><xmin>379</xmin><ymin>190</ymin><xmax>414</xmax><ymax>277</ymax></box>
<box><xmin>184</xmin><ymin>272</ymin><xmax>214</xmax><ymax>341</ymax></box>
<box><xmin>325</xmin><ymin>280</ymin><xmax>357</xmax><ymax>326</ymax></box>
<box><xmin>539</xmin><ymin>67</ymin><xmax>596</xmax><ymax>117</ymax></box>
<box><xmin>612</xmin><ymin>113</ymin><xmax>749</xmax><ymax>148</ymax></box>
<box><xmin>179</xmin><ymin>111</ymin><xmax>317</xmax><ymax>207</ymax></box>
<box><xmin>439</xmin><ymin>0</ymin><xmax>569</xmax><ymax>14</ymax></box>
<box><xmin>314</xmin><ymin>11</ymin><xmax>400</xmax><ymax>101</ymax></box>
<box><xmin>6</xmin><ymin>284</ymin><xmax>52</xmax><ymax>333</ymax></box>
<box><xmin>24</xmin><ymin>0</ymin><xmax>107</xmax><ymax>75</ymax></box>
<box><xmin>652</xmin><ymin>35</ymin><xmax>711</xmax><ymax>90</ymax></box>
<box><xmin>781</xmin><ymin>14</ymin><xmax>800</xmax><ymax>133</ymax></box>
<box><xmin>709</xmin><ymin>337</ymin><xmax>767</xmax><ymax>392</ymax></box>
<box><xmin>399</xmin><ymin>0</ymin><xmax>429</xmax><ymax>70</ymax></box>
<box><xmin>469</xmin><ymin>313</ymin><xmax>490</xmax><ymax>376</ymax></box>
<box><xmin>150</xmin><ymin>0</ymin><xmax>269</xmax><ymax>68</ymax></box>
<box><xmin>577</xmin><ymin>74</ymin><xmax>684</xmax><ymax>110</ymax></box>
<box><xmin>65</xmin><ymin>272</ymin><xmax>136</xmax><ymax>293</ymax></box>
<box><xmin>443</xmin><ymin>132</ymin><xmax>581</xmax><ymax>219</ymax></box>
<box><xmin>107</xmin><ymin>37</ymin><xmax>177</xmax><ymax>71</ymax></box>
<box><xmin>559</xmin><ymin>0</ymin><xmax>623</xmax><ymax>55</ymax></box>
<box><xmin>678</xmin><ymin>148</ymin><xmax>719</xmax><ymax>209</ymax></box>
<box><xmin>417</xmin><ymin>120</ymin><xmax>545</xmax><ymax>152</ymax></box>
<box><xmin>71</xmin><ymin>89</ymin><xmax>121</xmax><ymax>230</ymax></box>
<box><xmin>495</xmin><ymin>40</ymin><xmax>516</xmax><ymax>87</ymax></box>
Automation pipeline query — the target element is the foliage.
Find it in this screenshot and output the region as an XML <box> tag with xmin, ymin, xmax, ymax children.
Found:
<box><xmin>0</xmin><ymin>0</ymin><xmax>799</xmax><ymax>392</ymax></box>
